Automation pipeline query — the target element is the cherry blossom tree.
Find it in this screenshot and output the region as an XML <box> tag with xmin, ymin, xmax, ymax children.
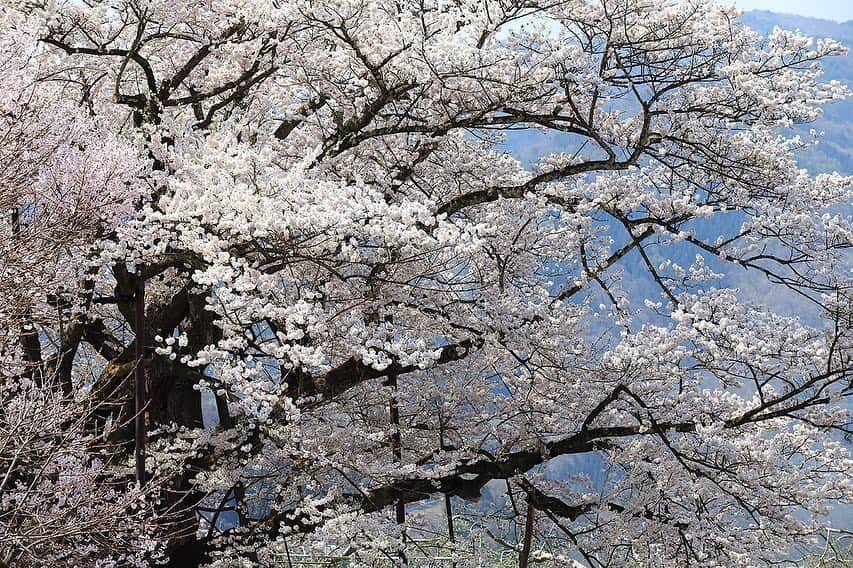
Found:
<box><xmin>2</xmin><ymin>0</ymin><xmax>851</xmax><ymax>565</ymax></box>
<box><xmin>0</xmin><ymin>15</ymin><xmax>168</xmax><ymax>567</ymax></box>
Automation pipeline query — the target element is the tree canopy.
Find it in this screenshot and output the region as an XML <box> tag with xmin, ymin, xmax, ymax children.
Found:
<box><xmin>0</xmin><ymin>0</ymin><xmax>850</xmax><ymax>566</ymax></box>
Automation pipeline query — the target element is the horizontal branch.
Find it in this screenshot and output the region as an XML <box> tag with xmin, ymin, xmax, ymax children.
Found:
<box><xmin>295</xmin><ymin>338</ymin><xmax>482</xmax><ymax>407</ymax></box>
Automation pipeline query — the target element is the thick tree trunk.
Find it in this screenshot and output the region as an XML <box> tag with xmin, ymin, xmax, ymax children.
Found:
<box><xmin>164</xmin><ymin>537</ymin><xmax>211</xmax><ymax>568</ymax></box>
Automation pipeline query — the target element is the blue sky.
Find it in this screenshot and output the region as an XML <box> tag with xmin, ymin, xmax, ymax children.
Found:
<box><xmin>733</xmin><ymin>0</ymin><xmax>853</xmax><ymax>21</ymax></box>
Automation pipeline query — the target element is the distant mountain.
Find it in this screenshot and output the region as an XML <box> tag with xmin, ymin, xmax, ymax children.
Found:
<box><xmin>742</xmin><ymin>10</ymin><xmax>853</xmax><ymax>40</ymax></box>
